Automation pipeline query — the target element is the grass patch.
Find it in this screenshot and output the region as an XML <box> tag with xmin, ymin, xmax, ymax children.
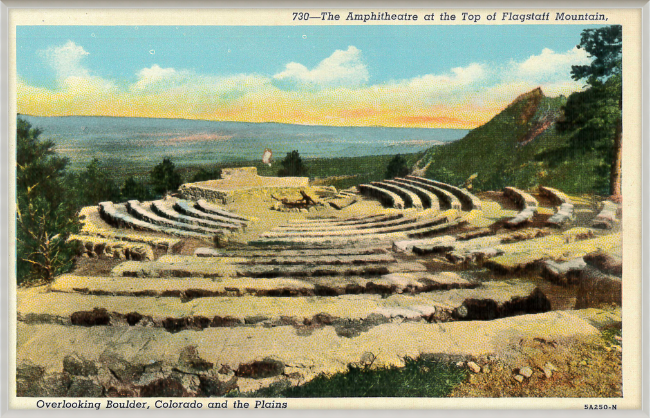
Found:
<box><xmin>601</xmin><ymin>326</ymin><xmax>622</xmax><ymax>346</ymax></box>
<box><xmin>229</xmin><ymin>357</ymin><xmax>468</xmax><ymax>398</ymax></box>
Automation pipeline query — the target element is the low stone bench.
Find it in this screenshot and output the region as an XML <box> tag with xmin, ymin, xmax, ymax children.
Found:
<box><xmin>541</xmin><ymin>257</ymin><xmax>587</xmax><ymax>285</ymax></box>
<box><xmin>289</xmin><ymin>213</ymin><xmax>395</xmax><ymax>225</ymax></box>
<box><xmin>110</xmin><ymin>256</ymin><xmax>425</xmax><ymax>279</ymax></box>
<box><xmin>212</xmin><ymin>247</ymin><xmax>388</xmax><ymax>258</ymax></box>
<box><xmin>262</xmin><ymin>212</ymin><xmax>456</xmax><ymax>238</ymax></box>
<box><xmin>394</xmin><ymin>235</ymin><xmax>456</xmax><ymax>253</ymax></box>
<box><xmin>506</xmin><ymin>206</ymin><xmax>537</xmax><ymax>227</ymax></box>
<box><xmin>591</xmin><ymin>201</ymin><xmax>619</xmax><ymax>229</ymax></box>
<box><xmin>152</xmin><ymin>201</ymin><xmax>239</xmax><ymax>231</ymax></box>
<box><xmin>503</xmin><ymin>187</ymin><xmax>538</xmax><ymax>209</ymax></box>
<box><xmin>385</xmin><ymin>179</ymin><xmax>440</xmax><ymax>211</ymax></box>
<box><xmin>99</xmin><ymin>202</ymin><xmax>210</xmax><ymax>240</ymax></box>
<box><xmin>195</xmin><ymin>199</ymin><xmax>249</xmax><ymax>222</ymax></box>
<box><xmin>583</xmin><ymin>246</ymin><xmax>622</xmax><ymax>277</ymax></box>
<box><xmin>175</xmin><ymin>200</ymin><xmax>246</xmax><ymax>227</ymax></box>
<box><xmin>547</xmin><ymin>202</ymin><xmax>574</xmax><ymax>227</ymax></box>
<box><xmin>283</xmin><ymin>213</ymin><xmax>404</xmax><ymax>228</ymax></box>
<box><xmin>502</xmin><ymin>187</ymin><xmax>538</xmax><ymax>227</ymax></box>
<box><xmin>397</xmin><ymin>177</ymin><xmax>462</xmax><ymax>210</ymax></box>
<box><xmin>484</xmin><ymin>233</ymin><xmax>620</xmax><ymax>274</ymax></box>
<box><xmin>539</xmin><ymin>186</ymin><xmax>572</xmax><ymax>206</ymax></box>
<box><xmin>371</xmin><ymin>181</ymin><xmax>423</xmax><ymax>209</ymax></box>
<box><xmin>273</xmin><ymin>214</ymin><xmax>418</xmax><ymax>233</ymax></box>
<box><xmin>407</xmin><ymin>217</ymin><xmax>468</xmax><ymax>239</ymax></box>
<box><xmin>406</xmin><ymin>176</ymin><xmax>482</xmax><ymax>210</ymax></box>
<box><xmin>126</xmin><ymin>200</ymin><xmax>221</xmax><ymax>236</ymax></box>
<box><xmin>358</xmin><ymin>184</ymin><xmax>405</xmax><ymax>209</ymax></box>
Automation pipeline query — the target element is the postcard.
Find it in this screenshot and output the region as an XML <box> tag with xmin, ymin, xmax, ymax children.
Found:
<box><xmin>6</xmin><ymin>5</ymin><xmax>644</xmax><ymax>410</ymax></box>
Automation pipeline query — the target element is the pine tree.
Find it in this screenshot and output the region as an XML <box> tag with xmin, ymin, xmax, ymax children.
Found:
<box><xmin>557</xmin><ymin>25</ymin><xmax>622</xmax><ymax>198</ymax></box>
<box><xmin>385</xmin><ymin>154</ymin><xmax>410</xmax><ymax>179</ymax></box>
<box><xmin>73</xmin><ymin>157</ymin><xmax>121</xmax><ymax>207</ymax></box>
<box><xmin>16</xmin><ymin>118</ymin><xmax>80</xmax><ymax>284</ymax></box>
<box><xmin>150</xmin><ymin>157</ymin><xmax>183</xmax><ymax>196</ymax></box>
<box><xmin>278</xmin><ymin>150</ymin><xmax>308</xmax><ymax>177</ymax></box>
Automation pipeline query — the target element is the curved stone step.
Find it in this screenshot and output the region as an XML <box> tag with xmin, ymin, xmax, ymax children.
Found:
<box><xmin>81</xmin><ymin>206</ymin><xmax>181</xmax><ymax>250</ymax></box>
<box><xmin>371</xmin><ymin>181</ymin><xmax>423</xmax><ymax>209</ymax></box>
<box><xmin>503</xmin><ymin>187</ymin><xmax>538</xmax><ymax>209</ymax></box>
<box><xmin>398</xmin><ymin>178</ymin><xmax>462</xmax><ymax>210</ymax></box>
<box><xmin>252</xmin><ymin>211</ymin><xmax>465</xmax><ymax>246</ymax></box>
<box><xmin>16</xmin><ymin>308</ymin><xmax>606</xmax><ymax>396</ymax></box>
<box><xmin>51</xmin><ymin>271</ymin><xmax>477</xmax><ymax>299</ymax></box>
<box><xmin>151</xmin><ymin>201</ymin><xmax>240</xmax><ymax>231</ymax></box>
<box><xmin>538</xmin><ymin>186</ymin><xmax>572</xmax><ymax>206</ymax></box>
<box><xmin>358</xmin><ymin>184</ymin><xmax>405</xmax><ymax>209</ymax></box>
<box><xmin>272</xmin><ymin>214</ymin><xmax>421</xmax><ymax>233</ymax></box>
<box><xmin>110</xmin><ymin>256</ymin><xmax>426</xmax><ymax>279</ymax></box>
<box><xmin>412</xmin><ymin>227</ymin><xmax>592</xmax><ymax>259</ymax></box>
<box><xmin>199</xmin><ymin>247</ymin><xmax>388</xmax><ymax>258</ymax></box>
<box><xmin>17</xmin><ymin>304</ymin><xmax>612</xmax><ymax>397</ymax></box>
<box><xmin>235</xmin><ymin>253</ymin><xmax>396</xmax><ymax>266</ymax></box>
<box><xmin>261</xmin><ymin>212</ymin><xmax>455</xmax><ymax>238</ymax></box>
<box><xmin>386</xmin><ymin>179</ymin><xmax>440</xmax><ymax>211</ymax></box>
<box><xmin>405</xmin><ymin>176</ymin><xmax>481</xmax><ymax>210</ymax></box>
<box><xmin>99</xmin><ymin>202</ymin><xmax>210</xmax><ymax>240</ymax></box>
<box><xmin>126</xmin><ymin>200</ymin><xmax>223</xmax><ymax>236</ymax></box>
<box><xmin>281</xmin><ymin>214</ymin><xmax>405</xmax><ymax>230</ymax></box>
<box><xmin>195</xmin><ymin>199</ymin><xmax>249</xmax><ymax>222</ymax></box>
<box><xmin>484</xmin><ymin>233</ymin><xmax>621</xmax><ymax>274</ymax></box>
<box><xmin>19</xmin><ymin>281</ymin><xmax>547</xmax><ymax>331</ymax></box>
<box><xmin>501</xmin><ymin>187</ymin><xmax>539</xmax><ymax>227</ymax></box>
<box><xmin>174</xmin><ymin>200</ymin><xmax>247</xmax><ymax>226</ymax></box>
<box><xmin>288</xmin><ymin>213</ymin><xmax>401</xmax><ymax>225</ymax></box>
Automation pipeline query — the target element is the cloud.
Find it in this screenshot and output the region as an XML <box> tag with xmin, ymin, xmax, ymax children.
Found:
<box><xmin>20</xmin><ymin>43</ymin><xmax>593</xmax><ymax>129</ymax></box>
<box><xmin>38</xmin><ymin>40</ymin><xmax>117</xmax><ymax>92</ymax></box>
<box><xmin>273</xmin><ymin>46</ymin><xmax>369</xmax><ymax>89</ymax></box>
<box><xmin>40</xmin><ymin>40</ymin><xmax>91</xmax><ymax>79</ymax></box>
<box><xmin>132</xmin><ymin>64</ymin><xmax>178</xmax><ymax>91</ymax></box>
<box><xmin>401</xmin><ymin>63</ymin><xmax>487</xmax><ymax>94</ymax></box>
<box><xmin>510</xmin><ymin>47</ymin><xmax>591</xmax><ymax>83</ymax></box>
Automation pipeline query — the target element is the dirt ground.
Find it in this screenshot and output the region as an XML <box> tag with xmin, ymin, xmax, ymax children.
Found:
<box><xmin>450</xmin><ymin>324</ymin><xmax>622</xmax><ymax>398</ymax></box>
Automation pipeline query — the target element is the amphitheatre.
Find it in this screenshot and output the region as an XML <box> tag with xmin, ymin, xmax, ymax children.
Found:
<box><xmin>16</xmin><ymin>166</ymin><xmax>622</xmax><ymax>397</ymax></box>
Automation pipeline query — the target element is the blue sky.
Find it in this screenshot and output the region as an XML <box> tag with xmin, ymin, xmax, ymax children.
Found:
<box><xmin>16</xmin><ymin>24</ymin><xmax>606</xmax><ymax>128</ymax></box>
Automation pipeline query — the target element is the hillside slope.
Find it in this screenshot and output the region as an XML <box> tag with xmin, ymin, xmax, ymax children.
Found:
<box><xmin>417</xmin><ymin>88</ymin><xmax>609</xmax><ymax>195</ymax></box>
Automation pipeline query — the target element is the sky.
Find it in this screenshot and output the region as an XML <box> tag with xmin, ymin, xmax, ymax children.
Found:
<box><xmin>16</xmin><ymin>25</ymin><xmax>604</xmax><ymax>129</ymax></box>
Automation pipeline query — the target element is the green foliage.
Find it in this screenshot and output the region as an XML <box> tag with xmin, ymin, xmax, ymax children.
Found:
<box><xmin>72</xmin><ymin>158</ymin><xmax>121</xmax><ymax>207</ymax></box>
<box><xmin>191</xmin><ymin>167</ymin><xmax>221</xmax><ymax>182</ymax></box>
<box><xmin>229</xmin><ymin>357</ymin><xmax>467</xmax><ymax>398</ymax></box>
<box><xmin>601</xmin><ymin>326</ymin><xmax>622</xmax><ymax>346</ymax></box>
<box><xmin>558</xmin><ymin>25</ymin><xmax>622</xmax><ymax>196</ymax></box>
<box><xmin>571</xmin><ymin>26</ymin><xmax>621</xmax><ymax>84</ymax></box>
<box><xmin>278</xmin><ymin>150</ymin><xmax>308</xmax><ymax>177</ymax></box>
<box><xmin>150</xmin><ymin>157</ymin><xmax>183</xmax><ymax>196</ymax></box>
<box><xmin>427</xmin><ymin>166</ymin><xmax>464</xmax><ymax>188</ymax></box>
<box><xmin>384</xmin><ymin>154</ymin><xmax>410</xmax><ymax>179</ymax></box>
<box><xmin>120</xmin><ymin>175</ymin><xmax>153</xmax><ymax>201</ymax></box>
<box><xmin>16</xmin><ymin>118</ymin><xmax>80</xmax><ymax>284</ymax></box>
